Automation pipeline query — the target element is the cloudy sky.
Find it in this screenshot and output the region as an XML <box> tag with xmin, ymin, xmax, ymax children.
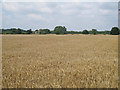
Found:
<box><xmin>1</xmin><ymin>2</ymin><xmax>118</xmax><ymax>31</ymax></box>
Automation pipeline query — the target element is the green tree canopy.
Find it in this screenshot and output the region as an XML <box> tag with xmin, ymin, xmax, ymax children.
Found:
<box><xmin>27</xmin><ymin>29</ymin><xmax>32</xmax><ymax>34</ymax></box>
<box><xmin>82</xmin><ymin>30</ymin><xmax>89</xmax><ymax>34</ymax></box>
<box><xmin>2</xmin><ymin>28</ymin><xmax>25</xmax><ymax>34</ymax></box>
<box><xmin>91</xmin><ymin>29</ymin><xmax>97</xmax><ymax>35</ymax></box>
<box><xmin>53</xmin><ymin>26</ymin><xmax>67</xmax><ymax>34</ymax></box>
<box><xmin>110</xmin><ymin>27</ymin><xmax>119</xmax><ymax>35</ymax></box>
<box><xmin>38</xmin><ymin>29</ymin><xmax>50</xmax><ymax>34</ymax></box>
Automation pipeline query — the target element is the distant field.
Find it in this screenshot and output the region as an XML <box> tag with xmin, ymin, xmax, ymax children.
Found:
<box><xmin>2</xmin><ymin>34</ymin><xmax>118</xmax><ymax>88</ymax></box>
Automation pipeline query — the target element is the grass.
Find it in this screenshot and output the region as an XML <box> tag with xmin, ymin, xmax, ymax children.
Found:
<box><xmin>2</xmin><ymin>34</ymin><xmax>118</xmax><ymax>88</ymax></box>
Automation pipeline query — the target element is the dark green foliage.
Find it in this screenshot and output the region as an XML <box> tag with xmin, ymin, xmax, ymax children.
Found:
<box><xmin>89</xmin><ymin>30</ymin><xmax>110</xmax><ymax>35</ymax></box>
<box><xmin>27</xmin><ymin>29</ymin><xmax>32</xmax><ymax>34</ymax></box>
<box><xmin>0</xmin><ymin>29</ymin><xmax>2</xmax><ymax>34</ymax></box>
<box><xmin>91</xmin><ymin>29</ymin><xmax>97</xmax><ymax>35</ymax></box>
<box><xmin>38</xmin><ymin>29</ymin><xmax>50</xmax><ymax>34</ymax></box>
<box><xmin>2</xmin><ymin>28</ymin><xmax>33</xmax><ymax>34</ymax></box>
<box><xmin>95</xmin><ymin>30</ymin><xmax>110</xmax><ymax>35</ymax></box>
<box><xmin>10</xmin><ymin>28</ymin><xmax>22</xmax><ymax>34</ymax></box>
<box><xmin>110</xmin><ymin>27</ymin><xmax>119</xmax><ymax>35</ymax></box>
<box><xmin>102</xmin><ymin>30</ymin><xmax>110</xmax><ymax>35</ymax></box>
<box><xmin>53</xmin><ymin>26</ymin><xmax>67</xmax><ymax>34</ymax></box>
<box><xmin>1</xmin><ymin>26</ymin><xmax>119</xmax><ymax>35</ymax></box>
<box><xmin>50</xmin><ymin>31</ymin><xmax>54</xmax><ymax>34</ymax></box>
<box><xmin>82</xmin><ymin>30</ymin><xmax>89</xmax><ymax>34</ymax></box>
<box><xmin>35</xmin><ymin>30</ymin><xmax>38</xmax><ymax>32</ymax></box>
<box><xmin>67</xmin><ymin>31</ymin><xmax>82</xmax><ymax>34</ymax></box>
<box><xmin>3</xmin><ymin>28</ymin><xmax>24</xmax><ymax>34</ymax></box>
<box><xmin>22</xmin><ymin>32</ymin><xmax>28</xmax><ymax>34</ymax></box>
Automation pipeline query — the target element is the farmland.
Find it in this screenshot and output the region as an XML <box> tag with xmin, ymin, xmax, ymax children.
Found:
<box><xmin>2</xmin><ymin>34</ymin><xmax>118</xmax><ymax>88</ymax></box>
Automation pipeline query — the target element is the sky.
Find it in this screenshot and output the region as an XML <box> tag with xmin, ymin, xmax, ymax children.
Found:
<box><xmin>119</xmin><ymin>1</ymin><xmax>120</xmax><ymax>28</ymax></box>
<box><xmin>1</xmin><ymin>0</ymin><xmax>120</xmax><ymax>2</ymax></box>
<box><xmin>0</xmin><ymin>2</ymin><xmax>2</xmax><ymax>29</ymax></box>
<box><xmin>1</xmin><ymin>2</ymin><xmax>118</xmax><ymax>31</ymax></box>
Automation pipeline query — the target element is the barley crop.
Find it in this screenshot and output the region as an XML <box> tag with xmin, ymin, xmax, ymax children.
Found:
<box><xmin>2</xmin><ymin>34</ymin><xmax>118</xmax><ymax>88</ymax></box>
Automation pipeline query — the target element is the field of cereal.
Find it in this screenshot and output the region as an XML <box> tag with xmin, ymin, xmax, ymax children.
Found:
<box><xmin>2</xmin><ymin>34</ymin><xmax>118</xmax><ymax>88</ymax></box>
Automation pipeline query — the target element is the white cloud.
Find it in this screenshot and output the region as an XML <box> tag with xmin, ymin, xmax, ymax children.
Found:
<box><xmin>3</xmin><ymin>2</ymin><xmax>19</xmax><ymax>12</ymax></box>
<box><xmin>28</xmin><ymin>14</ymin><xmax>43</xmax><ymax>20</ymax></box>
<box><xmin>2</xmin><ymin>0</ymin><xmax>119</xmax><ymax>2</ymax></box>
<box><xmin>99</xmin><ymin>9</ymin><xmax>111</xmax><ymax>15</ymax></box>
<box><xmin>40</xmin><ymin>7</ymin><xmax>53</xmax><ymax>13</ymax></box>
<box><xmin>2</xmin><ymin>2</ymin><xmax>118</xmax><ymax>30</ymax></box>
<box><xmin>3</xmin><ymin>2</ymin><xmax>53</xmax><ymax>14</ymax></box>
<box><xmin>0</xmin><ymin>3</ymin><xmax>2</xmax><ymax>29</ymax></box>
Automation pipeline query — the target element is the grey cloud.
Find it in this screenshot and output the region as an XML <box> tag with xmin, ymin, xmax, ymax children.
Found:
<box><xmin>0</xmin><ymin>3</ymin><xmax>2</xmax><ymax>29</ymax></box>
<box><xmin>2</xmin><ymin>2</ymin><xmax>118</xmax><ymax>31</ymax></box>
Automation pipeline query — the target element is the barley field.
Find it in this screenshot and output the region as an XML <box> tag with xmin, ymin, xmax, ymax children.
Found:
<box><xmin>2</xmin><ymin>34</ymin><xmax>118</xmax><ymax>88</ymax></box>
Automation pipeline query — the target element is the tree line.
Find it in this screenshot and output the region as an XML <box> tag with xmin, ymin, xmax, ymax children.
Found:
<box><xmin>1</xmin><ymin>26</ymin><xmax>120</xmax><ymax>35</ymax></box>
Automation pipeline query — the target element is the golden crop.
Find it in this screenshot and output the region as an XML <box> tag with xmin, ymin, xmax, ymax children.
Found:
<box><xmin>2</xmin><ymin>34</ymin><xmax>118</xmax><ymax>88</ymax></box>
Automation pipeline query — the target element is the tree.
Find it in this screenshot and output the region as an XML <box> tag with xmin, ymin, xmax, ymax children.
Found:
<box><xmin>110</xmin><ymin>27</ymin><xmax>119</xmax><ymax>35</ymax></box>
<box><xmin>8</xmin><ymin>28</ymin><xmax>22</xmax><ymax>34</ymax></box>
<box><xmin>38</xmin><ymin>29</ymin><xmax>50</xmax><ymax>34</ymax></box>
<box><xmin>82</xmin><ymin>30</ymin><xmax>89</xmax><ymax>34</ymax></box>
<box><xmin>91</xmin><ymin>29</ymin><xmax>97</xmax><ymax>35</ymax></box>
<box><xmin>17</xmin><ymin>28</ymin><xmax>22</xmax><ymax>34</ymax></box>
<box><xmin>53</xmin><ymin>26</ymin><xmax>67</xmax><ymax>34</ymax></box>
<box><xmin>104</xmin><ymin>30</ymin><xmax>110</xmax><ymax>35</ymax></box>
<box><xmin>27</xmin><ymin>29</ymin><xmax>32</xmax><ymax>34</ymax></box>
<box><xmin>0</xmin><ymin>29</ymin><xmax>2</xmax><ymax>34</ymax></box>
<box><xmin>2</xmin><ymin>28</ymin><xmax>30</xmax><ymax>34</ymax></box>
